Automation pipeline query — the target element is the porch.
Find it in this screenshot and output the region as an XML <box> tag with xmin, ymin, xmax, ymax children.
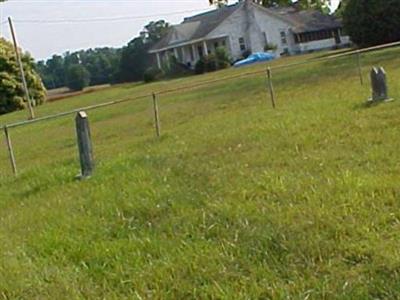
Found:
<box><xmin>152</xmin><ymin>36</ymin><xmax>231</xmax><ymax>70</ymax></box>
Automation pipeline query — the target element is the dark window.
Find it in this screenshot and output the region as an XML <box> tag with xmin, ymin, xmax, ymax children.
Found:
<box><xmin>295</xmin><ymin>30</ymin><xmax>340</xmax><ymax>44</ymax></box>
<box><xmin>197</xmin><ymin>46</ymin><xmax>203</xmax><ymax>57</ymax></box>
<box><xmin>280</xmin><ymin>31</ymin><xmax>287</xmax><ymax>44</ymax></box>
<box><xmin>239</xmin><ymin>37</ymin><xmax>246</xmax><ymax>51</ymax></box>
<box><xmin>177</xmin><ymin>48</ymin><xmax>183</xmax><ymax>61</ymax></box>
<box><xmin>214</xmin><ymin>42</ymin><xmax>219</xmax><ymax>49</ymax></box>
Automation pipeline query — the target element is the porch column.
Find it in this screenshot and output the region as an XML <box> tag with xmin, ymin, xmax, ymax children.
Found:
<box><xmin>203</xmin><ymin>40</ymin><xmax>209</xmax><ymax>55</ymax></box>
<box><xmin>173</xmin><ymin>48</ymin><xmax>178</xmax><ymax>58</ymax></box>
<box><xmin>156</xmin><ymin>52</ymin><xmax>161</xmax><ymax>69</ymax></box>
<box><xmin>227</xmin><ymin>36</ymin><xmax>233</xmax><ymax>57</ymax></box>
<box><xmin>181</xmin><ymin>47</ymin><xmax>186</xmax><ymax>63</ymax></box>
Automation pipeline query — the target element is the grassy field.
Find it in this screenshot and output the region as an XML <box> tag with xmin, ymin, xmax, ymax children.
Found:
<box><xmin>1</xmin><ymin>47</ymin><xmax>400</xmax><ymax>299</ymax></box>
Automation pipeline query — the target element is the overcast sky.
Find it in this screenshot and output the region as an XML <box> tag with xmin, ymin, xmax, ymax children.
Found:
<box><xmin>0</xmin><ymin>0</ymin><xmax>340</xmax><ymax>61</ymax></box>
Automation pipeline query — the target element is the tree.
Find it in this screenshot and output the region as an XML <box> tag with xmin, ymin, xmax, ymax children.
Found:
<box><xmin>38</xmin><ymin>55</ymin><xmax>65</xmax><ymax>89</ymax></box>
<box><xmin>118</xmin><ymin>38</ymin><xmax>149</xmax><ymax>82</ymax></box>
<box><xmin>117</xmin><ymin>20</ymin><xmax>169</xmax><ymax>83</ymax></box>
<box><xmin>35</xmin><ymin>20</ymin><xmax>168</xmax><ymax>87</ymax></box>
<box><xmin>0</xmin><ymin>38</ymin><xmax>45</xmax><ymax>114</ymax></box>
<box><xmin>343</xmin><ymin>0</ymin><xmax>400</xmax><ymax>47</ymax></box>
<box><xmin>141</xmin><ymin>20</ymin><xmax>170</xmax><ymax>44</ymax></box>
<box><xmin>334</xmin><ymin>0</ymin><xmax>348</xmax><ymax>16</ymax></box>
<box><xmin>65</xmin><ymin>64</ymin><xmax>90</xmax><ymax>91</ymax></box>
<box><xmin>36</xmin><ymin>48</ymin><xmax>121</xmax><ymax>89</ymax></box>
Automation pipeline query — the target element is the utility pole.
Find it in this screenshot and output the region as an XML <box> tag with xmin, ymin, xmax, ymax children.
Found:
<box><xmin>8</xmin><ymin>17</ymin><xmax>35</xmax><ymax>119</ymax></box>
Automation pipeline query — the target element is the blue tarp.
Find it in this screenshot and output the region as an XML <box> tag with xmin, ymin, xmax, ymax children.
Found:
<box><xmin>233</xmin><ymin>52</ymin><xmax>276</xmax><ymax>67</ymax></box>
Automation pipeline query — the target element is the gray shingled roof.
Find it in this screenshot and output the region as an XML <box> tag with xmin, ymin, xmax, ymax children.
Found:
<box><xmin>150</xmin><ymin>2</ymin><xmax>241</xmax><ymax>51</ymax></box>
<box><xmin>270</xmin><ymin>7</ymin><xmax>342</xmax><ymax>33</ymax></box>
<box><xmin>150</xmin><ymin>2</ymin><xmax>342</xmax><ymax>52</ymax></box>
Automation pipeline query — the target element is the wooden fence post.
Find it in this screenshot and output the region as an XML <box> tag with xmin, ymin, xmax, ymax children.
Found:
<box><xmin>266</xmin><ymin>67</ymin><xmax>276</xmax><ymax>109</ymax></box>
<box><xmin>4</xmin><ymin>126</ymin><xmax>17</xmax><ymax>176</ymax></box>
<box><xmin>75</xmin><ymin>111</ymin><xmax>94</xmax><ymax>179</ymax></box>
<box><xmin>152</xmin><ymin>93</ymin><xmax>161</xmax><ymax>137</ymax></box>
<box><xmin>356</xmin><ymin>50</ymin><xmax>364</xmax><ymax>86</ymax></box>
<box><xmin>8</xmin><ymin>17</ymin><xmax>35</xmax><ymax>120</ymax></box>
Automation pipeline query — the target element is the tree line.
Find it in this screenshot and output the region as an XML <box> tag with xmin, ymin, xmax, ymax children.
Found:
<box><xmin>36</xmin><ymin>20</ymin><xmax>170</xmax><ymax>91</ymax></box>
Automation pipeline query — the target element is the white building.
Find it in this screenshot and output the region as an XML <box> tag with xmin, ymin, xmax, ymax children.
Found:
<box><xmin>149</xmin><ymin>0</ymin><xmax>350</xmax><ymax>69</ymax></box>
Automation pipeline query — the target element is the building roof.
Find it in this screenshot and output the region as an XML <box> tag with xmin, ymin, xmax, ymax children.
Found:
<box><xmin>150</xmin><ymin>2</ymin><xmax>241</xmax><ymax>52</ymax></box>
<box><xmin>150</xmin><ymin>1</ymin><xmax>342</xmax><ymax>52</ymax></box>
<box><xmin>269</xmin><ymin>7</ymin><xmax>342</xmax><ymax>33</ymax></box>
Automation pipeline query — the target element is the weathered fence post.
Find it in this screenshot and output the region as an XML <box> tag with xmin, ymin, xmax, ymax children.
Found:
<box><xmin>8</xmin><ymin>17</ymin><xmax>35</xmax><ymax>120</ymax></box>
<box><xmin>369</xmin><ymin>67</ymin><xmax>392</xmax><ymax>103</ymax></box>
<box><xmin>75</xmin><ymin>111</ymin><xmax>94</xmax><ymax>179</ymax></box>
<box><xmin>3</xmin><ymin>126</ymin><xmax>17</xmax><ymax>176</ymax></box>
<box><xmin>152</xmin><ymin>93</ymin><xmax>161</xmax><ymax>137</ymax></box>
<box><xmin>356</xmin><ymin>50</ymin><xmax>364</xmax><ymax>86</ymax></box>
<box><xmin>266</xmin><ymin>67</ymin><xmax>276</xmax><ymax>109</ymax></box>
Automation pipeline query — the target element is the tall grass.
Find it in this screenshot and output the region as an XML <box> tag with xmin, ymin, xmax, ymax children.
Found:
<box><xmin>0</xmin><ymin>47</ymin><xmax>400</xmax><ymax>299</ymax></box>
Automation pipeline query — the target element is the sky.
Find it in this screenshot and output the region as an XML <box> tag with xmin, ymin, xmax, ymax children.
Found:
<box><xmin>0</xmin><ymin>0</ymin><xmax>340</xmax><ymax>61</ymax></box>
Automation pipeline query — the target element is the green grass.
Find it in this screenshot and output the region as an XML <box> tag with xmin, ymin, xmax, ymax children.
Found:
<box><xmin>1</xmin><ymin>47</ymin><xmax>400</xmax><ymax>299</ymax></box>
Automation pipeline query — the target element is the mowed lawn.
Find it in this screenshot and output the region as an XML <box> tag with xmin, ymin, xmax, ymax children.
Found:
<box><xmin>1</xmin><ymin>47</ymin><xmax>400</xmax><ymax>299</ymax></box>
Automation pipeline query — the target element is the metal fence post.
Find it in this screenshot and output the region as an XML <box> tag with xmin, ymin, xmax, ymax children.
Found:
<box><xmin>75</xmin><ymin>111</ymin><xmax>94</xmax><ymax>179</ymax></box>
<box><xmin>4</xmin><ymin>126</ymin><xmax>17</xmax><ymax>176</ymax></box>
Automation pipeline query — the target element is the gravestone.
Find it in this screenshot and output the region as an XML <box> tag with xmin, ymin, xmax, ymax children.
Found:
<box><xmin>369</xmin><ymin>67</ymin><xmax>391</xmax><ymax>102</ymax></box>
<box><xmin>75</xmin><ymin>111</ymin><xmax>94</xmax><ymax>179</ymax></box>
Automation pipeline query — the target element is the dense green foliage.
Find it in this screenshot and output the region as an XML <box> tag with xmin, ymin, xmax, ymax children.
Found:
<box><xmin>65</xmin><ymin>64</ymin><xmax>91</xmax><ymax>91</ymax></box>
<box><xmin>0</xmin><ymin>47</ymin><xmax>399</xmax><ymax>298</ymax></box>
<box><xmin>343</xmin><ymin>0</ymin><xmax>400</xmax><ymax>47</ymax></box>
<box><xmin>118</xmin><ymin>38</ymin><xmax>149</xmax><ymax>83</ymax></box>
<box><xmin>118</xmin><ymin>20</ymin><xmax>169</xmax><ymax>83</ymax></box>
<box><xmin>37</xmin><ymin>20</ymin><xmax>169</xmax><ymax>89</ymax></box>
<box><xmin>195</xmin><ymin>47</ymin><xmax>231</xmax><ymax>74</ymax></box>
<box><xmin>37</xmin><ymin>48</ymin><xmax>120</xmax><ymax>89</ymax></box>
<box><xmin>143</xmin><ymin>67</ymin><xmax>164</xmax><ymax>83</ymax></box>
<box><xmin>0</xmin><ymin>38</ymin><xmax>45</xmax><ymax>114</ymax></box>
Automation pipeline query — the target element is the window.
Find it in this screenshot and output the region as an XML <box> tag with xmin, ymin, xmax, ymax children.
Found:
<box><xmin>239</xmin><ymin>37</ymin><xmax>246</xmax><ymax>51</ymax></box>
<box><xmin>214</xmin><ymin>42</ymin><xmax>219</xmax><ymax>50</ymax></box>
<box><xmin>189</xmin><ymin>46</ymin><xmax>194</xmax><ymax>61</ymax></box>
<box><xmin>280</xmin><ymin>31</ymin><xmax>287</xmax><ymax>45</ymax></box>
<box><xmin>222</xmin><ymin>40</ymin><xmax>226</xmax><ymax>47</ymax></box>
<box><xmin>295</xmin><ymin>30</ymin><xmax>337</xmax><ymax>44</ymax></box>
<box><xmin>177</xmin><ymin>48</ymin><xmax>183</xmax><ymax>61</ymax></box>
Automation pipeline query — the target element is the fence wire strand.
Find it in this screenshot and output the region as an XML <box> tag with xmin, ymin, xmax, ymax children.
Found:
<box><xmin>1</xmin><ymin>40</ymin><xmax>400</xmax><ymax>131</ymax></box>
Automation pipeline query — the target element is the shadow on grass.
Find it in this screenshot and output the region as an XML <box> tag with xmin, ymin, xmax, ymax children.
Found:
<box><xmin>353</xmin><ymin>99</ymin><xmax>396</xmax><ymax>110</ymax></box>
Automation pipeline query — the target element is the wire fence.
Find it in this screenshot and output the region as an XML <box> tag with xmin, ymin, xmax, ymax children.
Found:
<box><xmin>1</xmin><ymin>40</ymin><xmax>400</xmax><ymax>176</ymax></box>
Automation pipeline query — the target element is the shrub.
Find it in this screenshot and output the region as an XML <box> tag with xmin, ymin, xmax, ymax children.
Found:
<box><xmin>143</xmin><ymin>67</ymin><xmax>163</xmax><ymax>83</ymax></box>
<box><xmin>242</xmin><ymin>50</ymin><xmax>251</xmax><ymax>59</ymax></box>
<box><xmin>204</xmin><ymin>54</ymin><xmax>217</xmax><ymax>72</ymax></box>
<box><xmin>195</xmin><ymin>58</ymin><xmax>206</xmax><ymax>74</ymax></box>
<box><xmin>215</xmin><ymin>47</ymin><xmax>231</xmax><ymax>69</ymax></box>
<box><xmin>195</xmin><ymin>49</ymin><xmax>231</xmax><ymax>75</ymax></box>
<box><xmin>161</xmin><ymin>55</ymin><xmax>192</xmax><ymax>78</ymax></box>
<box><xmin>0</xmin><ymin>38</ymin><xmax>46</xmax><ymax>115</ymax></box>
<box><xmin>65</xmin><ymin>64</ymin><xmax>90</xmax><ymax>91</ymax></box>
<box><xmin>264</xmin><ymin>43</ymin><xmax>278</xmax><ymax>52</ymax></box>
